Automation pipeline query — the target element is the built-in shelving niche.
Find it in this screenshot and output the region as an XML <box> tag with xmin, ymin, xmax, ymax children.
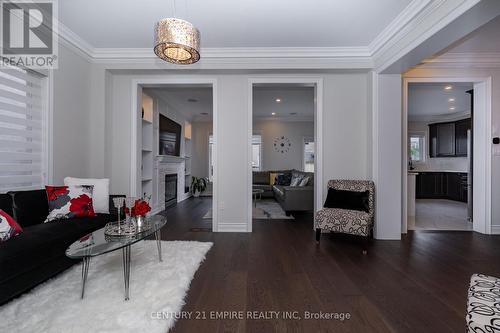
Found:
<box><xmin>141</xmin><ymin>93</ymin><xmax>154</xmax><ymax>200</ymax></box>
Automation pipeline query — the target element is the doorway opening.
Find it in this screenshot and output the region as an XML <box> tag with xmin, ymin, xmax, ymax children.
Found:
<box><xmin>249</xmin><ymin>82</ymin><xmax>319</xmax><ymax>227</ymax></box>
<box><xmin>403</xmin><ymin>77</ymin><xmax>492</xmax><ymax>234</ymax></box>
<box><xmin>134</xmin><ymin>81</ymin><xmax>217</xmax><ymax>231</ymax></box>
<box><xmin>406</xmin><ymin>82</ymin><xmax>473</xmax><ymax>231</ymax></box>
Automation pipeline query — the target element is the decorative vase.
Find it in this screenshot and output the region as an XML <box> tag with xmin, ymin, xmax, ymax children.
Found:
<box><xmin>193</xmin><ymin>190</ymin><xmax>200</xmax><ymax>197</ymax></box>
<box><xmin>134</xmin><ymin>215</ymin><xmax>146</xmax><ymax>230</ymax></box>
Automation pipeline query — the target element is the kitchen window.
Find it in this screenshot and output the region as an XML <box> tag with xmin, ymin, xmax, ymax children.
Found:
<box><xmin>409</xmin><ymin>134</ymin><xmax>425</xmax><ymax>163</ymax></box>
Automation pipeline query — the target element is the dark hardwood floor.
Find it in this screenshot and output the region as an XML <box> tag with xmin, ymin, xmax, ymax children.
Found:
<box><xmin>158</xmin><ymin>197</ymin><xmax>500</xmax><ymax>333</ymax></box>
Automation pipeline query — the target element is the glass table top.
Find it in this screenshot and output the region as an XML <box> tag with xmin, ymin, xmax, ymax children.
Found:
<box><xmin>66</xmin><ymin>215</ymin><xmax>167</xmax><ymax>259</ymax></box>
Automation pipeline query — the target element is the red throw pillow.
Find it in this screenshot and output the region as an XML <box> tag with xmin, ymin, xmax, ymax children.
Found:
<box><xmin>45</xmin><ymin>185</ymin><xmax>96</xmax><ymax>222</ymax></box>
<box><xmin>0</xmin><ymin>209</ymin><xmax>23</xmax><ymax>242</ymax></box>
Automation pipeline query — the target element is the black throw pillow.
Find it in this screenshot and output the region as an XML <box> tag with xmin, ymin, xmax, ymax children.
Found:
<box><xmin>275</xmin><ymin>173</ymin><xmax>292</xmax><ymax>186</ymax></box>
<box><xmin>324</xmin><ymin>188</ymin><xmax>370</xmax><ymax>212</ymax></box>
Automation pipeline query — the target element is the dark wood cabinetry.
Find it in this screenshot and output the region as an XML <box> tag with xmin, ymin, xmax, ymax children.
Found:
<box><xmin>455</xmin><ymin>118</ymin><xmax>471</xmax><ymax>157</ymax></box>
<box><xmin>416</xmin><ymin>172</ymin><xmax>467</xmax><ymax>203</ymax></box>
<box><xmin>429</xmin><ymin>118</ymin><xmax>471</xmax><ymax>158</ymax></box>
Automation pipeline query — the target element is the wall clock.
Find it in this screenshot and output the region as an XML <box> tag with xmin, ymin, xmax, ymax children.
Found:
<box><xmin>274</xmin><ymin>136</ymin><xmax>291</xmax><ymax>154</ymax></box>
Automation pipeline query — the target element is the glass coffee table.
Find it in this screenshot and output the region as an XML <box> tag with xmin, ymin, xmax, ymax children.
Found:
<box><xmin>66</xmin><ymin>215</ymin><xmax>167</xmax><ymax>301</ymax></box>
<box><xmin>252</xmin><ymin>188</ymin><xmax>264</xmax><ymax>207</ymax></box>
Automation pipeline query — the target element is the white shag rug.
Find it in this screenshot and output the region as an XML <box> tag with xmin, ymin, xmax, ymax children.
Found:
<box><xmin>0</xmin><ymin>240</ymin><xmax>212</xmax><ymax>333</ymax></box>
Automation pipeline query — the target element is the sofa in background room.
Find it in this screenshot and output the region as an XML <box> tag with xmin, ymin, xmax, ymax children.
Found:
<box><xmin>252</xmin><ymin>169</ymin><xmax>314</xmax><ymax>215</ymax></box>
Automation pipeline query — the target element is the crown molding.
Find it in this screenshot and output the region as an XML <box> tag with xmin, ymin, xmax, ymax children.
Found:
<box><xmin>372</xmin><ymin>0</ymin><xmax>482</xmax><ymax>72</ymax></box>
<box><xmin>90</xmin><ymin>47</ymin><xmax>373</xmax><ymax>69</ymax></box>
<box><xmin>369</xmin><ymin>0</ymin><xmax>432</xmax><ymax>55</ymax></box>
<box><xmin>53</xmin><ymin>0</ymin><xmax>482</xmax><ymax>71</ymax></box>
<box><xmin>92</xmin><ymin>46</ymin><xmax>371</xmax><ymax>59</ymax></box>
<box><xmin>56</xmin><ymin>21</ymin><xmax>94</xmax><ymax>62</ymax></box>
<box><xmin>419</xmin><ymin>52</ymin><xmax>500</xmax><ymax>68</ymax></box>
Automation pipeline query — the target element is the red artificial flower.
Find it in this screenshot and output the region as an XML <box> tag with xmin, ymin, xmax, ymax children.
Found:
<box><xmin>130</xmin><ymin>199</ymin><xmax>151</xmax><ymax>217</ymax></box>
<box><xmin>46</xmin><ymin>186</ymin><xmax>69</xmax><ymax>201</ymax></box>
<box><xmin>69</xmin><ymin>194</ymin><xmax>96</xmax><ymax>217</ymax></box>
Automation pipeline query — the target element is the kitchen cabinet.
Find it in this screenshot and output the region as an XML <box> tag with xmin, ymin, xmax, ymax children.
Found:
<box><xmin>446</xmin><ymin>173</ymin><xmax>461</xmax><ymax>201</ymax></box>
<box><xmin>416</xmin><ymin>172</ymin><xmax>446</xmax><ymax>198</ymax></box>
<box><xmin>416</xmin><ymin>172</ymin><xmax>467</xmax><ymax>203</ymax></box>
<box><xmin>429</xmin><ymin>118</ymin><xmax>471</xmax><ymax>158</ymax></box>
<box><xmin>455</xmin><ymin>118</ymin><xmax>471</xmax><ymax>157</ymax></box>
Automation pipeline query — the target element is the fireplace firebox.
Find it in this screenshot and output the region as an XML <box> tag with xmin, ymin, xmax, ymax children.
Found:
<box><xmin>165</xmin><ymin>174</ymin><xmax>178</xmax><ymax>208</ymax></box>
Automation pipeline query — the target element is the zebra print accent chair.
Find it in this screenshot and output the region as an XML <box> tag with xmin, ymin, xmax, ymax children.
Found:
<box><xmin>315</xmin><ymin>180</ymin><xmax>375</xmax><ymax>254</ymax></box>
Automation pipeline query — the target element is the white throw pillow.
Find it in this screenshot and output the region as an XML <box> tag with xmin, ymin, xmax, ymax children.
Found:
<box><xmin>298</xmin><ymin>177</ymin><xmax>309</xmax><ymax>186</ymax></box>
<box><xmin>290</xmin><ymin>175</ymin><xmax>303</xmax><ymax>187</ymax></box>
<box><xmin>64</xmin><ymin>177</ymin><xmax>110</xmax><ymax>214</ymax></box>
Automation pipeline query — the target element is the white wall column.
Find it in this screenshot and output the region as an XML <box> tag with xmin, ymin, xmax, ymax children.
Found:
<box><xmin>372</xmin><ymin>72</ymin><xmax>402</xmax><ymax>239</ymax></box>
<box><xmin>216</xmin><ymin>76</ymin><xmax>250</xmax><ymax>232</ymax></box>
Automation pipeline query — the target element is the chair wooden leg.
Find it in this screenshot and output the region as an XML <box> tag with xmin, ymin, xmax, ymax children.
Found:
<box><xmin>315</xmin><ymin>228</ymin><xmax>321</xmax><ymax>244</ymax></box>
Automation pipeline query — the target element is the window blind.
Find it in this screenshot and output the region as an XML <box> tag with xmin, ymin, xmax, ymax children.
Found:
<box><xmin>0</xmin><ymin>65</ymin><xmax>44</xmax><ymax>192</ymax></box>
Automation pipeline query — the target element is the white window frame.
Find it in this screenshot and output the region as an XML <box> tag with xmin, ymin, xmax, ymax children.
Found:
<box><xmin>251</xmin><ymin>134</ymin><xmax>263</xmax><ymax>171</ymax></box>
<box><xmin>408</xmin><ymin>131</ymin><xmax>426</xmax><ymax>164</ymax></box>
<box><xmin>42</xmin><ymin>70</ymin><xmax>53</xmax><ymax>184</ymax></box>
<box><xmin>303</xmin><ymin>137</ymin><xmax>315</xmax><ymax>172</ymax></box>
<box><xmin>0</xmin><ymin>65</ymin><xmax>52</xmax><ymax>192</ymax></box>
<box><xmin>208</xmin><ymin>134</ymin><xmax>214</xmax><ymax>182</ymax></box>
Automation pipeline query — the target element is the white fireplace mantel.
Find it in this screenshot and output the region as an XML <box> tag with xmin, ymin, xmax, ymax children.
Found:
<box><xmin>156</xmin><ymin>155</ymin><xmax>186</xmax><ymax>163</ymax></box>
<box><xmin>151</xmin><ymin>157</ymin><xmax>190</xmax><ymax>214</ymax></box>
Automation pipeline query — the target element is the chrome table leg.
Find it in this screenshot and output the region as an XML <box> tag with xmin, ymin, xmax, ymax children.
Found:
<box><xmin>122</xmin><ymin>245</ymin><xmax>131</xmax><ymax>300</ymax></box>
<box><xmin>155</xmin><ymin>230</ymin><xmax>162</xmax><ymax>262</ymax></box>
<box><xmin>81</xmin><ymin>256</ymin><xmax>91</xmax><ymax>299</ymax></box>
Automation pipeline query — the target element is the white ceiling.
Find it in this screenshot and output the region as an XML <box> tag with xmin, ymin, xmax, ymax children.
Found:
<box><xmin>408</xmin><ymin>83</ymin><xmax>473</xmax><ymax>121</ymax></box>
<box><xmin>144</xmin><ymin>86</ymin><xmax>213</xmax><ymax>122</ymax></box>
<box><xmin>145</xmin><ymin>85</ymin><xmax>314</xmax><ymax>122</ymax></box>
<box><xmin>59</xmin><ymin>0</ymin><xmax>411</xmax><ymax>48</ymax></box>
<box><xmin>447</xmin><ymin>14</ymin><xmax>500</xmax><ymax>53</ymax></box>
<box><xmin>253</xmin><ymin>86</ymin><xmax>314</xmax><ymax>121</ymax></box>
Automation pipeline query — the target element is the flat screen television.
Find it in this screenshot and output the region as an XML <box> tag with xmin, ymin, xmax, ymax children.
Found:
<box><xmin>159</xmin><ymin>114</ymin><xmax>181</xmax><ymax>156</ymax></box>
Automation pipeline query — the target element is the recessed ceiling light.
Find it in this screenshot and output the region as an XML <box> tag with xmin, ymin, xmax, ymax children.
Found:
<box><xmin>271</xmin><ymin>112</ymin><xmax>276</xmax><ymax>116</ymax></box>
<box><xmin>187</xmin><ymin>98</ymin><xmax>198</xmax><ymax>103</ymax></box>
<box><xmin>444</xmin><ymin>85</ymin><xmax>453</xmax><ymax>90</ymax></box>
<box><xmin>448</xmin><ymin>98</ymin><xmax>455</xmax><ymax>102</ymax></box>
<box><xmin>449</xmin><ymin>107</ymin><xmax>456</xmax><ymax>110</ymax></box>
<box><xmin>275</xmin><ymin>98</ymin><xmax>281</xmax><ymax>103</ymax></box>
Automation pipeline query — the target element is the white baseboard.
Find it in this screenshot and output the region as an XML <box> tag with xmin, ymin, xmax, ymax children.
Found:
<box><xmin>150</xmin><ymin>206</ymin><xmax>164</xmax><ymax>215</ymax></box>
<box><xmin>491</xmin><ymin>225</ymin><xmax>500</xmax><ymax>234</ymax></box>
<box><xmin>217</xmin><ymin>223</ymin><xmax>250</xmax><ymax>232</ymax></box>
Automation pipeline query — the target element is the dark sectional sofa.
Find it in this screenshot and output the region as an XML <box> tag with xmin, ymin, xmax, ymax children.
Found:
<box><xmin>253</xmin><ymin>169</ymin><xmax>314</xmax><ymax>215</ymax></box>
<box><xmin>0</xmin><ymin>189</ymin><xmax>123</xmax><ymax>305</ymax></box>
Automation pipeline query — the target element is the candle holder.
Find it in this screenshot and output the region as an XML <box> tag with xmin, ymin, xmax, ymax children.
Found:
<box><xmin>124</xmin><ymin>197</ymin><xmax>137</xmax><ymax>227</ymax></box>
<box><xmin>112</xmin><ymin>197</ymin><xmax>125</xmax><ymax>233</ymax></box>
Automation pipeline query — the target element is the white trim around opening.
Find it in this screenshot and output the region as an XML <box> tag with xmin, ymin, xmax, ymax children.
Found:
<box><xmin>130</xmin><ymin>77</ymin><xmax>219</xmax><ymax>232</ymax></box>
<box><xmin>402</xmin><ymin>76</ymin><xmax>492</xmax><ymax>234</ymax></box>
<box><xmin>247</xmin><ymin>77</ymin><xmax>323</xmax><ymax>232</ymax></box>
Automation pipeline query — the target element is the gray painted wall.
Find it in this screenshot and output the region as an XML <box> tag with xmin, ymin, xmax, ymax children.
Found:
<box><xmin>191</xmin><ymin>121</ymin><xmax>212</xmax><ymax>179</ymax></box>
<box><xmin>52</xmin><ymin>44</ymin><xmax>92</xmax><ymax>184</ymax></box>
<box><xmin>96</xmin><ymin>71</ymin><xmax>371</xmax><ymax>232</ymax></box>
<box><xmin>254</xmin><ymin>120</ymin><xmax>314</xmax><ymax>171</ymax></box>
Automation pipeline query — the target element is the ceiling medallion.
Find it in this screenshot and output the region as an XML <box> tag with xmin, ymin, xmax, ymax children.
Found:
<box><xmin>154</xmin><ymin>18</ymin><xmax>200</xmax><ymax>65</ymax></box>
